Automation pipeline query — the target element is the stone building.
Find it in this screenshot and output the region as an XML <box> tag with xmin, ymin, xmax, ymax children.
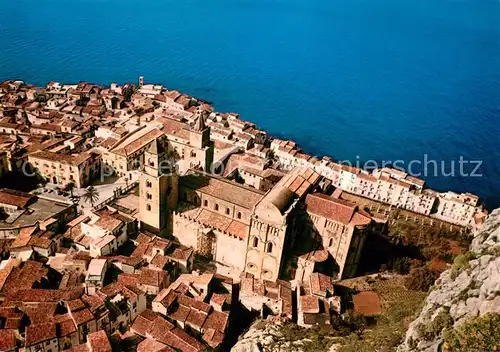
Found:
<box><xmin>297</xmin><ymin>194</ymin><xmax>373</xmax><ymax>280</ymax></box>
<box><xmin>139</xmin><ymin>152</ymin><xmax>377</xmax><ymax>281</ymax></box>
<box><xmin>28</xmin><ymin>150</ymin><xmax>101</xmax><ymax>188</ymax></box>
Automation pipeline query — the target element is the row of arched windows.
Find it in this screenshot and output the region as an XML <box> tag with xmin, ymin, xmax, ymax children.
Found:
<box><xmin>203</xmin><ymin>199</ymin><xmax>242</xmax><ymax>219</ymax></box>
<box><xmin>251</xmin><ymin>237</ymin><xmax>273</xmax><ymax>253</ymax></box>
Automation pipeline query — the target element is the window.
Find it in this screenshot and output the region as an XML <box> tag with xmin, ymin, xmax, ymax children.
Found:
<box><xmin>147</xmin><ymin>204</ymin><xmax>151</xmax><ymax>211</ymax></box>
<box><xmin>252</xmin><ymin>237</ymin><xmax>258</xmax><ymax>248</ymax></box>
<box><xmin>237</xmin><ymin>212</ymin><xmax>242</xmax><ymax>219</ymax></box>
<box><xmin>328</xmin><ymin>238</ymin><xmax>333</xmax><ymax>247</ymax></box>
<box><xmin>266</xmin><ymin>242</ymin><xmax>273</xmax><ymax>253</ymax></box>
<box><xmin>204</xmin><ymin>200</ymin><xmax>208</xmax><ymax>207</ymax></box>
<box><xmin>146</xmin><ymin>181</ymin><xmax>152</xmax><ymax>188</ymax></box>
<box><xmin>215</xmin><ymin>204</ymin><xmax>219</xmax><ymax>211</ymax></box>
<box><xmin>226</xmin><ymin>208</ymin><xmax>230</xmax><ymax>215</ymax></box>
<box><xmin>146</xmin><ymin>193</ymin><xmax>152</xmax><ymax>200</ymax></box>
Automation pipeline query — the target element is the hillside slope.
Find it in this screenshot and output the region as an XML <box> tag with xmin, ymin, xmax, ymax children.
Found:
<box><xmin>399</xmin><ymin>209</ymin><xmax>500</xmax><ymax>351</ymax></box>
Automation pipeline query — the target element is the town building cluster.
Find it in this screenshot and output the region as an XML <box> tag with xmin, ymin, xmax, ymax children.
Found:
<box><xmin>0</xmin><ymin>77</ymin><xmax>487</xmax><ymax>351</ymax></box>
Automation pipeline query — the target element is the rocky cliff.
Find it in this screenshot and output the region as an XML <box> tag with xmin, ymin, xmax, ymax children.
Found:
<box><xmin>399</xmin><ymin>209</ymin><xmax>500</xmax><ymax>351</ymax></box>
<box><xmin>231</xmin><ymin>320</ymin><xmax>340</xmax><ymax>352</ymax></box>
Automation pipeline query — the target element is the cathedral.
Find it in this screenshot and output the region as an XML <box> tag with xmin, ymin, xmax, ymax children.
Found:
<box><xmin>139</xmin><ymin>113</ymin><xmax>376</xmax><ymax>282</ymax></box>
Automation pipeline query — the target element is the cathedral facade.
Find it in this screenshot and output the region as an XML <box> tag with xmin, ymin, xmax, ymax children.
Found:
<box><xmin>138</xmin><ymin>114</ymin><xmax>375</xmax><ymax>282</ymax></box>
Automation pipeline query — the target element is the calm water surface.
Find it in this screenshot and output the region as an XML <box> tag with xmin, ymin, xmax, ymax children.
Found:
<box><xmin>1</xmin><ymin>0</ymin><xmax>499</xmax><ymax>208</ymax></box>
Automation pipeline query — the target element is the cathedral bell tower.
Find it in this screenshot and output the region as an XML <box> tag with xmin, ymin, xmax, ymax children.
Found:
<box><xmin>188</xmin><ymin>110</ymin><xmax>214</xmax><ymax>172</ymax></box>
<box><xmin>139</xmin><ymin>136</ymin><xmax>178</xmax><ymax>235</ymax></box>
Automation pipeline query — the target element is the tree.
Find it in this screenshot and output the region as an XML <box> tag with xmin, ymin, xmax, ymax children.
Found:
<box><xmin>64</xmin><ymin>182</ymin><xmax>76</xmax><ymax>198</ymax></box>
<box><xmin>82</xmin><ymin>186</ymin><xmax>99</xmax><ymax>207</ymax></box>
<box><xmin>404</xmin><ymin>267</ymin><xmax>438</xmax><ymax>291</ymax></box>
<box><xmin>392</xmin><ymin>257</ymin><xmax>411</xmax><ymax>274</ymax></box>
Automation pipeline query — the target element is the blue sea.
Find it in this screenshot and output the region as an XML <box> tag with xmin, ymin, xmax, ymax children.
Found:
<box><xmin>1</xmin><ymin>0</ymin><xmax>499</xmax><ymax>208</ymax></box>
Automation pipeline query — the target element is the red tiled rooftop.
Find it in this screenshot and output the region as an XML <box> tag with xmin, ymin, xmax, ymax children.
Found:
<box><xmin>25</xmin><ymin>322</ymin><xmax>57</xmax><ymax>346</ymax></box>
<box><xmin>147</xmin><ymin>316</ymin><xmax>175</xmax><ymax>340</ymax></box>
<box><xmin>186</xmin><ymin>308</ymin><xmax>208</xmax><ymax>328</ymax></box>
<box><xmin>70</xmin><ymin>308</ymin><xmax>94</xmax><ymax>325</ymax></box>
<box><xmin>202</xmin><ymin>328</ymin><xmax>225</xmax><ymax>349</ymax></box>
<box><xmin>0</xmin><ymin>188</ymin><xmax>34</xmax><ymax>208</ymax></box>
<box><xmin>300</xmin><ymin>295</ymin><xmax>320</xmax><ymax>314</ymax></box>
<box><xmin>137</xmin><ymin>338</ymin><xmax>173</xmax><ymax>352</ymax></box>
<box><xmin>169</xmin><ymin>304</ymin><xmax>190</xmax><ymax>323</ymax></box>
<box><xmin>203</xmin><ymin>310</ymin><xmax>228</xmax><ymax>333</ymax></box>
<box><xmin>0</xmin><ymin>329</ymin><xmax>16</xmax><ymax>351</ymax></box>
<box><xmin>131</xmin><ymin>315</ymin><xmax>153</xmax><ymax>337</ymax></box>
<box><xmin>87</xmin><ymin>330</ymin><xmax>112</xmax><ymax>352</ymax></box>
<box><xmin>305</xmin><ymin>193</ymin><xmax>371</xmax><ymax>226</ymax></box>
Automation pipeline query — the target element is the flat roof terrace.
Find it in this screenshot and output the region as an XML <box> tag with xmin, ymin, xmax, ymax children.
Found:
<box><xmin>0</xmin><ymin>196</ymin><xmax>74</xmax><ymax>230</ymax></box>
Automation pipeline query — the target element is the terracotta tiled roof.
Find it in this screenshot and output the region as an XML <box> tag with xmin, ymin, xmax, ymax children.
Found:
<box><xmin>130</xmin><ymin>315</ymin><xmax>152</xmax><ymax>337</ymax></box>
<box><xmin>0</xmin><ymin>329</ymin><xmax>16</xmax><ymax>351</ymax></box>
<box><xmin>225</xmin><ymin>220</ymin><xmax>249</xmax><ymax>240</ymax></box>
<box><xmin>166</xmin><ymin>245</ymin><xmax>193</xmax><ymax>262</ymax></box>
<box><xmin>169</xmin><ymin>304</ymin><xmax>190</xmax><ymax>323</ymax></box>
<box><xmin>58</xmin><ymin>319</ymin><xmax>77</xmax><ymax>337</ymax></box>
<box><xmin>151</xmin><ymin>254</ymin><xmax>170</xmax><ymax>269</ymax></box>
<box><xmin>118</xmin><ymin>273</ymin><xmax>140</xmax><ymax>287</ymax></box>
<box><xmin>203</xmin><ymin>310</ymin><xmax>228</xmax><ymax>333</ymax></box>
<box><xmin>210</xmin><ymin>292</ymin><xmax>229</xmax><ymax>307</ymax></box>
<box><xmin>81</xmin><ymin>294</ymin><xmax>106</xmax><ymax>313</ymax></box>
<box><xmin>87</xmin><ymin>330</ymin><xmax>112</xmax><ymax>352</ymax></box>
<box><xmin>202</xmin><ymin>328</ymin><xmax>225</xmax><ymax>349</ymax></box>
<box><xmin>28</xmin><ymin>236</ymin><xmax>53</xmax><ymax>249</ymax></box>
<box><xmin>147</xmin><ymin>316</ymin><xmax>175</xmax><ymax>339</ymax></box>
<box><xmin>140</xmin><ymin>308</ymin><xmax>159</xmax><ymax>322</ymax></box>
<box><xmin>0</xmin><ymin>188</ymin><xmax>34</xmax><ymax>208</ymax></box>
<box><xmin>23</xmin><ymin>302</ymin><xmax>57</xmax><ymax>324</ymax></box>
<box><xmin>305</xmin><ymin>193</ymin><xmax>362</xmax><ymax>225</ymax></box>
<box><xmin>181</xmin><ymin>172</ymin><xmax>265</xmax><ymax>209</ymax></box>
<box><xmin>70</xmin><ymin>308</ymin><xmax>95</xmax><ymax>325</ymax></box>
<box><xmin>186</xmin><ymin>308</ymin><xmax>208</xmax><ymax>328</ymax></box>
<box><xmin>310</xmin><ymin>273</ymin><xmax>334</xmax><ymax>297</ymax></box>
<box><xmin>67</xmin><ymin>298</ymin><xmax>87</xmax><ymax>312</ymax></box>
<box><xmin>4</xmin><ymin>317</ymin><xmax>21</xmax><ymax>329</ymax></box>
<box><xmin>160</xmin><ymin>327</ymin><xmax>204</xmax><ymax>352</ymax></box>
<box><xmin>137</xmin><ymin>338</ymin><xmax>173</xmax><ymax>352</ymax></box>
<box><xmin>94</xmin><ymin>215</ymin><xmax>123</xmax><ymax>232</ymax></box>
<box><xmin>300</xmin><ymin>294</ymin><xmax>321</xmax><ymax>315</ymax></box>
<box><xmin>196</xmin><ymin>209</ymin><xmax>231</xmax><ymax>231</ymax></box>
<box><xmin>25</xmin><ymin>322</ymin><xmax>57</xmax><ymax>346</ymax></box>
<box><xmin>139</xmin><ymin>269</ymin><xmax>166</xmax><ymax>287</ymax></box>
<box><xmin>113</xmin><ymin>128</ymin><xmax>164</xmax><ymax>156</ymax></box>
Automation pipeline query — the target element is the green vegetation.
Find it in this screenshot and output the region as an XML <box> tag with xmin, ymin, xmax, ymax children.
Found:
<box><xmin>83</xmin><ymin>185</ymin><xmax>100</xmax><ymax>207</ymax></box>
<box><xmin>450</xmin><ymin>252</ymin><xmax>477</xmax><ymax>279</ymax></box>
<box><xmin>279</xmin><ymin>321</ymin><xmax>349</xmax><ymax>352</ymax></box>
<box><xmin>443</xmin><ymin>313</ymin><xmax>500</xmax><ymax>351</ymax></box>
<box><xmin>420</xmin><ymin>308</ymin><xmax>453</xmax><ymax>341</ymax></box>
<box><xmin>64</xmin><ymin>182</ymin><xmax>76</xmax><ymax>198</ymax></box>
<box><xmin>338</xmin><ymin>276</ymin><xmax>427</xmax><ymax>352</ymax></box>
<box><xmin>404</xmin><ymin>267</ymin><xmax>438</xmax><ymax>292</ymax></box>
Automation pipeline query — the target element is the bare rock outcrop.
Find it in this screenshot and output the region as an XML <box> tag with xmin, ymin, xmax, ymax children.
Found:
<box><xmin>231</xmin><ymin>320</ymin><xmax>338</xmax><ymax>352</ymax></box>
<box><xmin>399</xmin><ymin>209</ymin><xmax>500</xmax><ymax>351</ymax></box>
